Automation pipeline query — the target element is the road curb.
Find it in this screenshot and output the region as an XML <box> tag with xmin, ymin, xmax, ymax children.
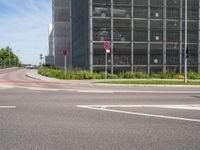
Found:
<box><xmin>25</xmin><ymin>72</ymin><xmax>41</xmax><ymax>81</ymax></box>
<box><xmin>25</xmin><ymin>70</ymin><xmax>63</xmax><ymax>82</ymax></box>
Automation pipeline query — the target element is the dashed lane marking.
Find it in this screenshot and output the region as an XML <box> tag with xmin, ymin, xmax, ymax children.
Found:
<box><xmin>77</xmin><ymin>104</ymin><xmax>200</xmax><ymax>123</ymax></box>
<box><xmin>0</xmin><ymin>106</ymin><xmax>16</xmax><ymax>109</ymax></box>
<box><xmin>0</xmin><ymin>84</ymin><xmax>15</xmax><ymax>89</ymax></box>
<box><xmin>27</xmin><ymin>87</ymin><xmax>59</xmax><ymax>91</ymax></box>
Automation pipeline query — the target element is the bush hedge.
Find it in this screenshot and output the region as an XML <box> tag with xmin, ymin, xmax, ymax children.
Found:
<box><xmin>38</xmin><ymin>67</ymin><xmax>200</xmax><ymax>80</ymax></box>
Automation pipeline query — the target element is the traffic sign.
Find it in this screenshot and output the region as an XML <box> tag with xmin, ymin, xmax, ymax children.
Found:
<box><xmin>63</xmin><ymin>48</ymin><xmax>69</xmax><ymax>56</ymax></box>
<box><xmin>104</xmin><ymin>41</ymin><xmax>111</xmax><ymax>51</ymax></box>
<box><xmin>105</xmin><ymin>49</ymin><xmax>110</xmax><ymax>53</ymax></box>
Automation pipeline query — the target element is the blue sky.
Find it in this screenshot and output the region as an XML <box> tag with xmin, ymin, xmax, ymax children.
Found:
<box><xmin>0</xmin><ymin>0</ymin><xmax>52</xmax><ymax>65</ymax></box>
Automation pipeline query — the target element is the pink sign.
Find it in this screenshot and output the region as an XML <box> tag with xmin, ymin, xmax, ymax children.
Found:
<box><xmin>104</xmin><ymin>41</ymin><xmax>111</xmax><ymax>50</ymax></box>
<box><xmin>63</xmin><ymin>48</ymin><xmax>69</xmax><ymax>56</ymax></box>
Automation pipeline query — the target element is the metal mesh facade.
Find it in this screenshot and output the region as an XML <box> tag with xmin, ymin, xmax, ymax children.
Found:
<box><xmin>86</xmin><ymin>0</ymin><xmax>200</xmax><ymax>73</ymax></box>
<box><xmin>53</xmin><ymin>0</ymin><xmax>72</xmax><ymax>68</ymax></box>
<box><xmin>71</xmin><ymin>0</ymin><xmax>89</xmax><ymax>69</ymax></box>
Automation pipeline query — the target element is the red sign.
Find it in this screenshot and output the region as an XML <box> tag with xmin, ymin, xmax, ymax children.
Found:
<box><xmin>63</xmin><ymin>48</ymin><xmax>69</xmax><ymax>56</ymax></box>
<box><xmin>104</xmin><ymin>41</ymin><xmax>111</xmax><ymax>50</ymax></box>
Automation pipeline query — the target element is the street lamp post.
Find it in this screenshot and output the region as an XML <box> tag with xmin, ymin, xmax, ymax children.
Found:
<box><xmin>184</xmin><ymin>0</ymin><xmax>188</xmax><ymax>83</ymax></box>
<box><xmin>40</xmin><ymin>54</ymin><xmax>43</xmax><ymax>66</ymax></box>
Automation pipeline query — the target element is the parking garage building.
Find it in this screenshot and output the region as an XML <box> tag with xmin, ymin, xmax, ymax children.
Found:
<box><xmin>72</xmin><ymin>0</ymin><xmax>200</xmax><ymax>73</ymax></box>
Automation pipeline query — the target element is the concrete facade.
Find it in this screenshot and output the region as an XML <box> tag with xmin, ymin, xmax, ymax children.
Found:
<box><xmin>52</xmin><ymin>0</ymin><xmax>72</xmax><ymax>68</ymax></box>
<box><xmin>45</xmin><ymin>24</ymin><xmax>54</xmax><ymax>65</ymax></box>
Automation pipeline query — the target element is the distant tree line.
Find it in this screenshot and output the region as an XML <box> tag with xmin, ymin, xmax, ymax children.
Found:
<box><xmin>0</xmin><ymin>46</ymin><xmax>20</xmax><ymax>67</ymax></box>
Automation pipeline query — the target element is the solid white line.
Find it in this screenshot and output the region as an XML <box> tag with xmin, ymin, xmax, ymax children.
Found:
<box><xmin>0</xmin><ymin>106</ymin><xmax>16</xmax><ymax>108</ymax></box>
<box><xmin>114</xmin><ymin>90</ymin><xmax>200</xmax><ymax>94</ymax></box>
<box><xmin>81</xmin><ymin>104</ymin><xmax>200</xmax><ymax>111</ymax></box>
<box><xmin>77</xmin><ymin>90</ymin><xmax>114</xmax><ymax>94</ymax></box>
<box><xmin>77</xmin><ymin>105</ymin><xmax>200</xmax><ymax>123</ymax></box>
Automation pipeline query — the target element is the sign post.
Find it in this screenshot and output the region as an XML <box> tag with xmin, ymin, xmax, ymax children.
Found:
<box><xmin>63</xmin><ymin>48</ymin><xmax>69</xmax><ymax>78</ymax></box>
<box><xmin>104</xmin><ymin>41</ymin><xmax>111</xmax><ymax>80</ymax></box>
<box><xmin>184</xmin><ymin>0</ymin><xmax>188</xmax><ymax>83</ymax></box>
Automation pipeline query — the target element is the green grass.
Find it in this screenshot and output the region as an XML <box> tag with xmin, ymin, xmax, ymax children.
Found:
<box><xmin>102</xmin><ymin>80</ymin><xmax>200</xmax><ymax>85</ymax></box>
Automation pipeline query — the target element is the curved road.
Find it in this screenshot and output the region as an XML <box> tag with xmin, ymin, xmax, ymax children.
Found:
<box><xmin>0</xmin><ymin>69</ymin><xmax>200</xmax><ymax>150</ymax></box>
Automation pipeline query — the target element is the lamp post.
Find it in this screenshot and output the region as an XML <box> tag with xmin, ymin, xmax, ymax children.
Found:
<box><xmin>40</xmin><ymin>54</ymin><xmax>43</xmax><ymax>66</ymax></box>
<box><xmin>184</xmin><ymin>0</ymin><xmax>188</xmax><ymax>83</ymax></box>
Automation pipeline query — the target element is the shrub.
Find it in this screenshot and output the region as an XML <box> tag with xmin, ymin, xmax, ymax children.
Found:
<box><xmin>160</xmin><ymin>72</ymin><xmax>176</xmax><ymax>79</ymax></box>
<box><xmin>175</xmin><ymin>74</ymin><xmax>184</xmax><ymax>79</ymax></box>
<box><xmin>150</xmin><ymin>74</ymin><xmax>161</xmax><ymax>79</ymax></box>
<box><xmin>119</xmin><ymin>72</ymin><xmax>136</xmax><ymax>79</ymax></box>
<box><xmin>188</xmin><ymin>71</ymin><xmax>200</xmax><ymax>80</ymax></box>
<box><xmin>107</xmin><ymin>74</ymin><xmax>118</xmax><ymax>79</ymax></box>
<box><xmin>134</xmin><ymin>72</ymin><xmax>149</xmax><ymax>79</ymax></box>
<box><xmin>38</xmin><ymin>67</ymin><xmax>200</xmax><ymax>80</ymax></box>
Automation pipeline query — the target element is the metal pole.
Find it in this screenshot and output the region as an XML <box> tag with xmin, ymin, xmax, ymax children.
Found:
<box><xmin>131</xmin><ymin>0</ymin><xmax>134</xmax><ymax>73</ymax></box>
<box><xmin>105</xmin><ymin>52</ymin><xmax>107</xmax><ymax>80</ymax></box>
<box><xmin>9</xmin><ymin>48</ymin><xmax>11</xmax><ymax>67</ymax></box>
<box><xmin>89</xmin><ymin>0</ymin><xmax>93</xmax><ymax>73</ymax></box>
<box><xmin>184</xmin><ymin>0</ymin><xmax>188</xmax><ymax>83</ymax></box>
<box><xmin>180</xmin><ymin>0</ymin><xmax>183</xmax><ymax>74</ymax></box>
<box><xmin>147</xmin><ymin>0</ymin><xmax>150</xmax><ymax>74</ymax></box>
<box><xmin>163</xmin><ymin>0</ymin><xmax>167</xmax><ymax>73</ymax></box>
<box><xmin>64</xmin><ymin>55</ymin><xmax>67</xmax><ymax>78</ymax></box>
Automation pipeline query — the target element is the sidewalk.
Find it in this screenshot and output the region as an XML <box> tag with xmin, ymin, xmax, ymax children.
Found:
<box><xmin>0</xmin><ymin>67</ymin><xmax>20</xmax><ymax>74</ymax></box>
<box><xmin>25</xmin><ymin>69</ymin><xmax>94</xmax><ymax>85</ymax></box>
<box><xmin>25</xmin><ymin>69</ymin><xmax>61</xmax><ymax>82</ymax></box>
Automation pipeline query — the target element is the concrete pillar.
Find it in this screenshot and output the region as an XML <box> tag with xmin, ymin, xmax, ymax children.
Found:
<box><xmin>111</xmin><ymin>0</ymin><xmax>114</xmax><ymax>74</ymax></box>
<box><xmin>131</xmin><ymin>0</ymin><xmax>134</xmax><ymax>72</ymax></box>
<box><xmin>179</xmin><ymin>0</ymin><xmax>183</xmax><ymax>73</ymax></box>
<box><xmin>147</xmin><ymin>0</ymin><xmax>151</xmax><ymax>74</ymax></box>
<box><xmin>163</xmin><ymin>0</ymin><xmax>167</xmax><ymax>73</ymax></box>
<box><xmin>89</xmin><ymin>0</ymin><xmax>93</xmax><ymax>73</ymax></box>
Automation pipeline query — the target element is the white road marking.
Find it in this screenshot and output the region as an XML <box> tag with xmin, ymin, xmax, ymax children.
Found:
<box><xmin>28</xmin><ymin>87</ymin><xmax>59</xmax><ymax>91</ymax></box>
<box><xmin>77</xmin><ymin>105</ymin><xmax>200</xmax><ymax>123</ymax></box>
<box><xmin>80</xmin><ymin>104</ymin><xmax>200</xmax><ymax>111</ymax></box>
<box><xmin>0</xmin><ymin>106</ymin><xmax>16</xmax><ymax>108</ymax></box>
<box><xmin>0</xmin><ymin>84</ymin><xmax>15</xmax><ymax>89</ymax></box>
<box><xmin>77</xmin><ymin>90</ymin><xmax>114</xmax><ymax>94</ymax></box>
<box><xmin>114</xmin><ymin>90</ymin><xmax>200</xmax><ymax>94</ymax></box>
<box><xmin>0</xmin><ymin>83</ymin><xmax>199</xmax><ymax>94</ymax></box>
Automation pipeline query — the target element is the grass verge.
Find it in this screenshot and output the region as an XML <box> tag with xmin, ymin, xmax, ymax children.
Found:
<box><xmin>101</xmin><ymin>80</ymin><xmax>200</xmax><ymax>85</ymax></box>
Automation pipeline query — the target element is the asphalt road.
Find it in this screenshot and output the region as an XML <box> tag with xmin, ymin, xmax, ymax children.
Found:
<box><xmin>0</xmin><ymin>69</ymin><xmax>200</xmax><ymax>150</ymax></box>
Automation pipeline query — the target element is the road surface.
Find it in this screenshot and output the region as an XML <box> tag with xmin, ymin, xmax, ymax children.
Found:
<box><xmin>0</xmin><ymin>69</ymin><xmax>200</xmax><ymax>150</ymax></box>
